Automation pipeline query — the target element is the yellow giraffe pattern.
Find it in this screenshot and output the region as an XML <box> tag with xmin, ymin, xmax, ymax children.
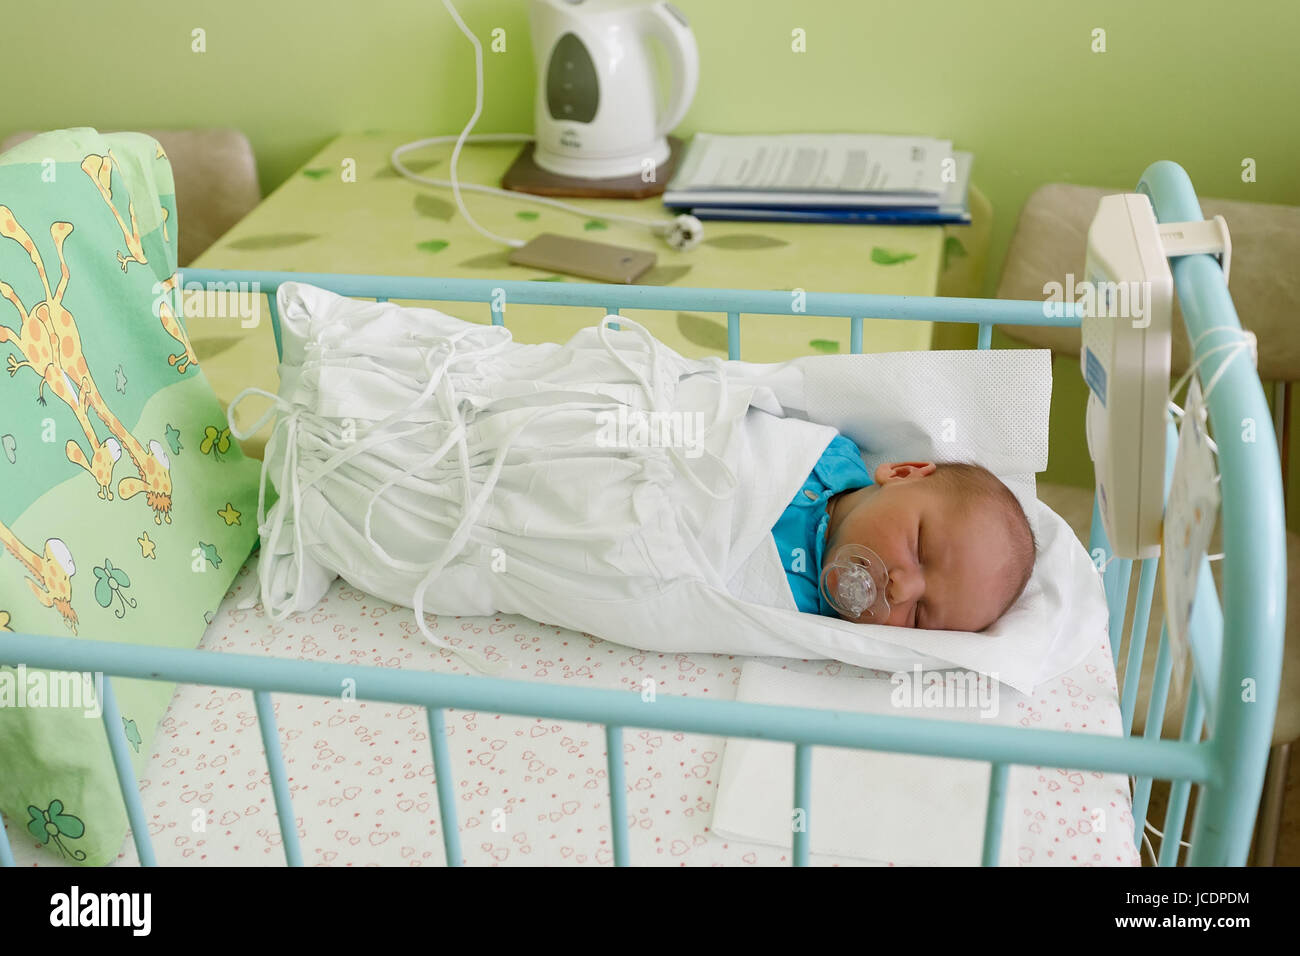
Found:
<box><xmin>156</xmin><ymin>271</ymin><xmax>198</xmax><ymax>373</ymax></box>
<box><xmin>0</xmin><ymin>518</ymin><xmax>77</xmax><ymax>634</ymax></box>
<box><xmin>83</xmin><ymin>157</ymin><xmax>196</xmax><ymax>376</ymax></box>
<box><xmin>67</xmin><ymin>434</ymin><xmax>122</xmax><ymax>500</ymax></box>
<box><xmin>80</xmin><ymin>151</ymin><xmax>147</xmax><ymax>272</ymax></box>
<box><xmin>0</xmin><ymin>204</ymin><xmax>174</xmax><ymax>523</ymax></box>
<box><xmin>0</xmin><ymin>211</ymin><xmax>102</xmax><ymax>436</ymax></box>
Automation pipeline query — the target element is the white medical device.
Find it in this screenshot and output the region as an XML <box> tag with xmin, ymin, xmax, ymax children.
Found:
<box><xmin>1080</xmin><ymin>193</ymin><xmax>1231</xmax><ymax>558</ymax></box>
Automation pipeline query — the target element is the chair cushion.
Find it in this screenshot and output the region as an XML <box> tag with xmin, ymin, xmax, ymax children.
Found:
<box><xmin>1037</xmin><ymin>481</ymin><xmax>1299</xmax><ymax>745</ymax></box>
<box><xmin>1</xmin><ymin>128</ymin><xmax>260</xmax><ymax>266</ymax></box>
<box><xmin>997</xmin><ymin>184</ymin><xmax>1300</xmax><ymax>382</ymax></box>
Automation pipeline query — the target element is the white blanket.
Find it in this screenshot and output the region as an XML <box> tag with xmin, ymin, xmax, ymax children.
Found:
<box><xmin>231</xmin><ymin>282</ymin><xmax>1096</xmax><ymax>693</ymax></box>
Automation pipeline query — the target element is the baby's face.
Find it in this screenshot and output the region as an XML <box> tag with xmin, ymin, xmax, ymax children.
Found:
<box><xmin>823</xmin><ymin>462</ymin><xmax>1020</xmax><ymax>632</ymax></box>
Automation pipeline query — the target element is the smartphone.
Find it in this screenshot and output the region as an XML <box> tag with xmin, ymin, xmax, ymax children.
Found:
<box><xmin>508</xmin><ymin>232</ymin><xmax>656</xmax><ymax>283</ymax></box>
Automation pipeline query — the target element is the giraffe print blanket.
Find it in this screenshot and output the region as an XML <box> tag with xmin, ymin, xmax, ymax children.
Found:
<box><xmin>0</xmin><ymin>128</ymin><xmax>261</xmax><ymax>866</ymax></box>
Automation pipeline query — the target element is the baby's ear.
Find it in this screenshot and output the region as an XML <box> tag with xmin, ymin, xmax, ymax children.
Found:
<box><xmin>873</xmin><ymin>461</ymin><xmax>937</xmax><ymax>484</ymax></box>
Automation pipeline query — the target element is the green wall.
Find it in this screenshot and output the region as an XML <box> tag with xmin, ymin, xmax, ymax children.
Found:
<box><xmin>8</xmin><ymin>0</ymin><xmax>1300</xmax><ymax>513</ymax></box>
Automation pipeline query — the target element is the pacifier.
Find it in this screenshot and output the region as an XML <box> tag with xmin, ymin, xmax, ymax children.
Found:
<box><xmin>819</xmin><ymin>544</ymin><xmax>891</xmax><ymax>622</ymax></box>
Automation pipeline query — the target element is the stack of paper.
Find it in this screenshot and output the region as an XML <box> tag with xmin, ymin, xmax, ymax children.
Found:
<box><xmin>663</xmin><ymin>133</ymin><xmax>972</xmax><ymax>225</ymax></box>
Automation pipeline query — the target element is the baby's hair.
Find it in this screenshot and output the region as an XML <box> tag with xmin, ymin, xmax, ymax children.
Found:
<box><xmin>931</xmin><ymin>462</ymin><xmax>1037</xmax><ymax>625</ymax></box>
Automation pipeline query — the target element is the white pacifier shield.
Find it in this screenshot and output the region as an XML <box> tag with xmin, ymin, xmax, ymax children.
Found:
<box><xmin>820</xmin><ymin>544</ymin><xmax>891</xmax><ymax>621</ymax></box>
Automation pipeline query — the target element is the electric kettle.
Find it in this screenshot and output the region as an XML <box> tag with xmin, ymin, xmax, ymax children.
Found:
<box><xmin>529</xmin><ymin>0</ymin><xmax>699</xmax><ymax>180</ymax></box>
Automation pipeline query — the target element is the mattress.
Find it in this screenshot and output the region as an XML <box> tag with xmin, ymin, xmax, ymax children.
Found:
<box><xmin>10</xmin><ymin>553</ymin><xmax>1141</xmax><ymax>866</ymax></box>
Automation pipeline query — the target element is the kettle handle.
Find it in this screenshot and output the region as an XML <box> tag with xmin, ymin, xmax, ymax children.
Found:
<box><xmin>641</xmin><ymin>2</ymin><xmax>699</xmax><ymax>139</ymax></box>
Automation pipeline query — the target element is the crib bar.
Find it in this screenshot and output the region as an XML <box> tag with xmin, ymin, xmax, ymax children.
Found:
<box><xmin>1184</xmin><ymin>556</ymin><xmax>1225</xmax><ymax>734</ymax></box>
<box><xmin>1132</xmin><ymin>624</ymin><xmax>1175</xmax><ymax>846</ymax></box>
<box><xmin>1159</xmin><ymin>681</ymin><xmax>1205</xmax><ymax>866</ymax></box>
<box><xmin>0</xmin><ymin>631</ymin><xmax>1212</xmax><ymax>781</ymax></box>
<box><xmin>426</xmin><ymin>707</ymin><xmax>463</xmax><ymax>866</ymax></box>
<box><xmin>97</xmin><ymin>675</ymin><xmax>156</xmax><ymax>866</ymax></box>
<box><xmin>1120</xmin><ymin>418</ymin><xmax>1180</xmax><ymax>736</ymax></box>
<box><xmin>792</xmin><ymin>743</ymin><xmax>813</xmax><ymax>866</ymax></box>
<box><xmin>185</xmin><ymin>269</ymin><xmax>1084</xmax><ymax>330</ymax></box>
<box><xmin>1086</xmin><ymin>492</ymin><xmax>1110</xmax><ymax>660</ymax></box>
<box><xmin>266</xmin><ymin>294</ymin><xmax>283</xmax><ymax>364</ymax></box>
<box><xmin>605</xmin><ymin>725</ymin><xmax>629</xmax><ymax>867</ymax></box>
<box><xmin>605</xmin><ymin>305</ymin><xmax>619</xmax><ymax>331</ymax></box>
<box><xmin>1121</xmin><ymin>419</ymin><xmax>1181</xmax><ymax>735</ymax></box>
<box><xmin>982</xmin><ymin>763</ymin><xmax>1010</xmax><ymax>866</ymax></box>
<box><xmin>490</xmin><ymin>298</ymin><xmax>505</xmax><ymax>326</ymax></box>
<box><xmin>850</xmin><ymin>316</ymin><xmax>863</xmax><ymax>354</ymax></box>
<box><xmin>1087</xmin><ymin>491</ymin><xmax>1132</xmax><ymax>670</ymax></box>
<box><xmin>1087</xmin><ymin>488</ymin><xmax>1104</xmax><ymax>569</ymax></box>
<box><xmin>727</xmin><ymin>312</ymin><xmax>740</xmax><ymax>360</ymax></box>
<box><xmin>0</xmin><ymin>812</ymin><xmax>15</xmax><ymax>867</ymax></box>
<box><xmin>1141</xmin><ymin>161</ymin><xmax>1285</xmax><ymax>865</ymax></box>
<box><xmin>1120</xmin><ymin>558</ymin><xmax>1160</xmax><ymax>735</ymax></box>
<box><xmin>253</xmin><ymin>691</ymin><xmax>302</xmax><ymax>867</ymax></box>
<box><xmin>1107</xmin><ymin>559</ymin><xmax>1133</xmax><ymax>670</ymax></box>
<box><xmin>375</xmin><ymin>297</ymin><xmax>388</xmax><ymax>303</ymax></box>
<box><xmin>977</xmin><ymin>323</ymin><xmax>992</xmax><ymax>350</ymax></box>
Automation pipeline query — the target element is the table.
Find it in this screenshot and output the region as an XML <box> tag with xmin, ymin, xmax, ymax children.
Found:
<box><xmin>187</xmin><ymin>132</ymin><xmax>946</xmax><ymax>456</ymax></box>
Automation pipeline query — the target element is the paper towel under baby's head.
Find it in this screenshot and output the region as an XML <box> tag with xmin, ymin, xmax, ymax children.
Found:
<box><xmin>789</xmin><ymin>348</ymin><xmax>1051</xmax><ymax>533</ymax></box>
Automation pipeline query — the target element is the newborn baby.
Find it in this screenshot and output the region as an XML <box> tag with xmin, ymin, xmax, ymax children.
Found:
<box><xmin>773</xmin><ymin>433</ymin><xmax>1036</xmax><ymax>631</ymax></box>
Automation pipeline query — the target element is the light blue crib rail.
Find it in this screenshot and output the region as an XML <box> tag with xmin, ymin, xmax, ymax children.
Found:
<box><xmin>0</xmin><ymin>162</ymin><xmax>1285</xmax><ymax>867</ymax></box>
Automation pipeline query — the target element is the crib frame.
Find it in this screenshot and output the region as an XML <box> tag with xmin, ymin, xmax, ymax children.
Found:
<box><xmin>0</xmin><ymin>161</ymin><xmax>1285</xmax><ymax>867</ymax></box>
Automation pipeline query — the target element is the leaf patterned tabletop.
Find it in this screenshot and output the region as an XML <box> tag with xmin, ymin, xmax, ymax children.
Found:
<box><xmin>191</xmin><ymin>133</ymin><xmax>944</xmax><ymax>454</ymax></box>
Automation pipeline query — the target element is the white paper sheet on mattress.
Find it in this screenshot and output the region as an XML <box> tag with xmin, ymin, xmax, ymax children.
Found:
<box><xmin>713</xmin><ymin>661</ymin><xmax>1013</xmax><ymax>865</ymax></box>
<box><xmin>713</xmin><ymin>648</ymin><xmax>1139</xmax><ymax>866</ymax></box>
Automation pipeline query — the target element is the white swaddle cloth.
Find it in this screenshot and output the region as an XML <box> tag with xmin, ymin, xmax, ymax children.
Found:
<box><xmin>229</xmin><ymin>282</ymin><xmax>1099</xmax><ymax>692</ymax></box>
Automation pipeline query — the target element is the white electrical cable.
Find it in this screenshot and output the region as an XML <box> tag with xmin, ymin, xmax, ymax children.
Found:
<box><xmin>1167</xmin><ymin>325</ymin><xmax>1254</xmax><ymax>408</ymax></box>
<box><xmin>1141</xmin><ymin>828</ymin><xmax>1157</xmax><ymax>866</ymax></box>
<box><xmin>1144</xmin><ymin>817</ymin><xmax>1193</xmax><ymax>849</ymax></box>
<box><xmin>427</xmin><ymin>0</ymin><xmax>523</xmax><ymax>248</ymax></box>
<box><xmin>1128</xmin><ymin>778</ymin><xmax>1194</xmax><ymax>865</ymax></box>
<box><xmin>1161</xmin><ymin>326</ymin><xmax>1252</xmax><ymax>501</ymax></box>
<box><xmin>391</xmin><ymin>136</ymin><xmax>689</xmax><ymax>240</ymax></box>
<box><xmin>391</xmin><ymin>0</ymin><xmax>704</xmax><ymax>251</ymax></box>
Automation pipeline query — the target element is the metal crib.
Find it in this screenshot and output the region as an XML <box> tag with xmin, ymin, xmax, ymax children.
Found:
<box><xmin>0</xmin><ymin>161</ymin><xmax>1286</xmax><ymax>867</ymax></box>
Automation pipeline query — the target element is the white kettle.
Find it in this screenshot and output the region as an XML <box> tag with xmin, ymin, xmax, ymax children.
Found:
<box><xmin>529</xmin><ymin>0</ymin><xmax>699</xmax><ymax>180</ymax></box>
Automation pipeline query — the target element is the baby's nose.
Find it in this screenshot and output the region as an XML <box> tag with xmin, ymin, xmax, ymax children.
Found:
<box><xmin>886</xmin><ymin>566</ymin><xmax>922</xmax><ymax>605</ymax></box>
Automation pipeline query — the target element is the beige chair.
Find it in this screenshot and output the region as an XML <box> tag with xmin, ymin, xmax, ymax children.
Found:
<box><xmin>0</xmin><ymin>128</ymin><xmax>260</xmax><ymax>266</ymax></box>
<box><xmin>998</xmin><ymin>183</ymin><xmax>1299</xmax><ymax>865</ymax></box>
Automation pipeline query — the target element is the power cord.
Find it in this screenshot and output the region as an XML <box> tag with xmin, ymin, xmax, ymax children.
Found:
<box><xmin>1129</xmin><ymin>774</ymin><xmax>1195</xmax><ymax>865</ymax></box>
